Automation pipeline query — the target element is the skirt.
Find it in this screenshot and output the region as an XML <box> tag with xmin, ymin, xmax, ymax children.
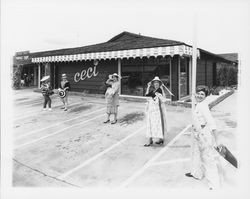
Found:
<box><xmin>107</xmin><ymin>105</ymin><xmax>118</xmax><ymax>114</ymax></box>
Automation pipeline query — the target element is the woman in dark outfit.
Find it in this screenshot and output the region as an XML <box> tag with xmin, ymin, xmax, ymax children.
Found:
<box><xmin>40</xmin><ymin>76</ymin><xmax>53</xmax><ymax>111</ymax></box>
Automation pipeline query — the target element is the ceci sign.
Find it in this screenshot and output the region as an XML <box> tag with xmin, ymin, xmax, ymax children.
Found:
<box><xmin>74</xmin><ymin>65</ymin><xmax>99</xmax><ymax>83</ymax></box>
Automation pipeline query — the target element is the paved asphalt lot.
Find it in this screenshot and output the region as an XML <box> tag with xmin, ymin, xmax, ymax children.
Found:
<box><xmin>12</xmin><ymin>88</ymin><xmax>237</xmax><ymax>188</ymax></box>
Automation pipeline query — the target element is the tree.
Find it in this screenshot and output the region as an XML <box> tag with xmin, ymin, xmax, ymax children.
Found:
<box><xmin>12</xmin><ymin>65</ymin><xmax>21</xmax><ymax>89</ymax></box>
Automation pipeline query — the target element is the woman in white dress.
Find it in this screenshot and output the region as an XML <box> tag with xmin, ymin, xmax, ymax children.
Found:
<box><xmin>144</xmin><ymin>76</ymin><xmax>169</xmax><ymax>147</ymax></box>
<box><xmin>185</xmin><ymin>85</ymin><xmax>221</xmax><ymax>190</ymax></box>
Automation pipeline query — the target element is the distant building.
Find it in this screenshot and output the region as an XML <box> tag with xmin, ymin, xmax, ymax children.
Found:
<box><xmin>13</xmin><ymin>31</ymin><xmax>237</xmax><ymax>101</ymax></box>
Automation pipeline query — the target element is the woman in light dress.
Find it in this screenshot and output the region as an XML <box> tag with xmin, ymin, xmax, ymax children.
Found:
<box><xmin>185</xmin><ymin>85</ymin><xmax>221</xmax><ymax>190</ymax></box>
<box><xmin>103</xmin><ymin>73</ymin><xmax>120</xmax><ymax>124</ymax></box>
<box><xmin>59</xmin><ymin>73</ymin><xmax>71</xmax><ymax>111</ymax></box>
<box><xmin>144</xmin><ymin>76</ymin><xmax>169</xmax><ymax>146</ymax></box>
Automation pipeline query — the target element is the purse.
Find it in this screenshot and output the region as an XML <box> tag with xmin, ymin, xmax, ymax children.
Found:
<box><xmin>215</xmin><ymin>144</ymin><xmax>237</xmax><ymax>168</ymax></box>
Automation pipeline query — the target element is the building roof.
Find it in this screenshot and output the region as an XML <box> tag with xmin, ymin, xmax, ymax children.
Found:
<box><xmin>30</xmin><ymin>31</ymin><xmax>184</xmax><ymax>58</ymax></box>
<box><xmin>217</xmin><ymin>53</ymin><xmax>238</xmax><ymax>63</ymax></box>
<box><xmin>26</xmin><ymin>31</ymin><xmax>236</xmax><ymax>64</ymax></box>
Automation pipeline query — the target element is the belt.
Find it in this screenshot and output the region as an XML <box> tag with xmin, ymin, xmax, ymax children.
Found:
<box><xmin>201</xmin><ymin>124</ymin><xmax>206</xmax><ymax>129</ymax></box>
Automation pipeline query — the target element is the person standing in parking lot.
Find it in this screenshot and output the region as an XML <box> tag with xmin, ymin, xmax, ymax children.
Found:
<box><xmin>59</xmin><ymin>73</ymin><xmax>71</xmax><ymax>111</ymax></box>
<box><xmin>40</xmin><ymin>76</ymin><xmax>53</xmax><ymax>111</ymax></box>
<box><xmin>103</xmin><ymin>73</ymin><xmax>120</xmax><ymax>124</ymax></box>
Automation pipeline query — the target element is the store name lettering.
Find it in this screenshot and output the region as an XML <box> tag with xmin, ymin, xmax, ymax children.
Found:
<box><xmin>74</xmin><ymin>66</ymin><xmax>99</xmax><ymax>82</ymax></box>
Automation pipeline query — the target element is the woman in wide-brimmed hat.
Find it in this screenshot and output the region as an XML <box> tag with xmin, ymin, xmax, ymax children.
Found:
<box><xmin>144</xmin><ymin>76</ymin><xmax>169</xmax><ymax>146</ymax></box>
<box><xmin>103</xmin><ymin>73</ymin><xmax>120</xmax><ymax>124</ymax></box>
<box><xmin>185</xmin><ymin>85</ymin><xmax>221</xmax><ymax>190</ymax></box>
<box><xmin>40</xmin><ymin>75</ymin><xmax>54</xmax><ymax>111</ymax></box>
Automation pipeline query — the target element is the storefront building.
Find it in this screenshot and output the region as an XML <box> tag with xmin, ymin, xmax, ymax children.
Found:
<box><xmin>16</xmin><ymin>31</ymin><xmax>236</xmax><ymax>101</ymax></box>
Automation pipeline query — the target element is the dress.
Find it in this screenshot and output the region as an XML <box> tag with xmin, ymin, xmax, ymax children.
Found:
<box><xmin>145</xmin><ymin>88</ymin><xmax>168</xmax><ymax>139</ymax></box>
<box><xmin>105</xmin><ymin>81</ymin><xmax>120</xmax><ymax>114</ymax></box>
<box><xmin>191</xmin><ymin>100</ymin><xmax>221</xmax><ymax>189</ymax></box>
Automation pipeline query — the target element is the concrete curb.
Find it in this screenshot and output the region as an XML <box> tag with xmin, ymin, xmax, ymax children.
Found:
<box><xmin>209</xmin><ymin>89</ymin><xmax>235</xmax><ymax>109</ymax></box>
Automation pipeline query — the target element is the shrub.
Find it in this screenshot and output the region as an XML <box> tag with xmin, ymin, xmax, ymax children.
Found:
<box><xmin>12</xmin><ymin>65</ymin><xmax>21</xmax><ymax>89</ymax></box>
<box><xmin>217</xmin><ymin>65</ymin><xmax>238</xmax><ymax>87</ymax></box>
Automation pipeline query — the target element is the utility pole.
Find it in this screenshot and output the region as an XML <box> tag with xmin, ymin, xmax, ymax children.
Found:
<box><xmin>192</xmin><ymin>16</ymin><xmax>197</xmax><ymax>116</ymax></box>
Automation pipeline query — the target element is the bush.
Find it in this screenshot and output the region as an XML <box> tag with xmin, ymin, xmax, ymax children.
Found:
<box><xmin>12</xmin><ymin>65</ymin><xmax>21</xmax><ymax>89</ymax></box>
<box><xmin>217</xmin><ymin>65</ymin><xmax>238</xmax><ymax>87</ymax></box>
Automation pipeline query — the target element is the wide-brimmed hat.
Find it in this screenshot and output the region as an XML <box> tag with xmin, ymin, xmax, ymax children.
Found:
<box><xmin>111</xmin><ymin>73</ymin><xmax>121</xmax><ymax>79</ymax></box>
<box><xmin>151</xmin><ymin>76</ymin><xmax>162</xmax><ymax>84</ymax></box>
<box><xmin>62</xmin><ymin>73</ymin><xmax>67</xmax><ymax>78</ymax></box>
<box><xmin>40</xmin><ymin>75</ymin><xmax>50</xmax><ymax>82</ymax></box>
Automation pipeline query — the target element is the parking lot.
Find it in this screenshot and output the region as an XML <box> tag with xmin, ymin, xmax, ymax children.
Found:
<box><xmin>12</xmin><ymin>88</ymin><xmax>237</xmax><ymax>188</ymax></box>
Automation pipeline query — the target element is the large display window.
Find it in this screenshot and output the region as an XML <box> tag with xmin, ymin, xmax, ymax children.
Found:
<box><xmin>121</xmin><ymin>57</ymin><xmax>171</xmax><ymax>98</ymax></box>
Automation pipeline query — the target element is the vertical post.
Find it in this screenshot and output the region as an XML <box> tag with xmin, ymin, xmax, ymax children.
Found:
<box><xmin>178</xmin><ymin>56</ymin><xmax>181</xmax><ymax>99</ymax></box>
<box><xmin>192</xmin><ymin>17</ymin><xmax>197</xmax><ymax>115</ymax></box>
<box><xmin>189</xmin><ymin>58</ymin><xmax>192</xmax><ymax>96</ymax></box>
<box><xmin>118</xmin><ymin>58</ymin><xmax>121</xmax><ymax>94</ymax></box>
<box><xmin>38</xmin><ymin>63</ymin><xmax>41</xmax><ymax>88</ymax></box>
<box><xmin>170</xmin><ymin>55</ymin><xmax>179</xmax><ymax>101</ymax></box>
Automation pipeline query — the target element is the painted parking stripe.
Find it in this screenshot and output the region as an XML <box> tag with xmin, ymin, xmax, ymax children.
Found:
<box><xmin>15</xmin><ymin>107</ymin><xmax>106</xmax><ymax>140</ymax></box>
<box><xmin>58</xmin><ymin>126</ymin><xmax>146</xmax><ymax>180</ymax></box>
<box><xmin>119</xmin><ymin>124</ymin><xmax>191</xmax><ymax>188</ymax></box>
<box><xmin>150</xmin><ymin>158</ymin><xmax>190</xmax><ymax>166</ymax></box>
<box><xmin>14</xmin><ymin>99</ymin><xmax>74</xmax><ymax>119</ymax></box>
<box><xmin>14</xmin><ymin>113</ymin><xmax>106</xmax><ymax>150</ymax></box>
<box><xmin>14</xmin><ymin>101</ymin><xmax>83</xmax><ymax>120</ymax></box>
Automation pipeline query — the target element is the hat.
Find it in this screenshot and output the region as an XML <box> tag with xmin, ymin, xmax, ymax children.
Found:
<box><xmin>40</xmin><ymin>75</ymin><xmax>50</xmax><ymax>82</ymax></box>
<box><xmin>112</xmin><ymin>73</ymin><xmax>120</xmax><ymax>79</ymax></box>
<box><xmin>151</xmin><ymin>76</ymin><xmax>162</xmax><ymax>84</ymax></box>
<box><xmin>62</xmin><ymin>73</ymin><xmax>67</xmax><ymax>78</ymax></box>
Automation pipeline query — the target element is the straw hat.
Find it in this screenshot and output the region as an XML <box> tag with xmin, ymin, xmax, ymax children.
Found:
<box><xmin>151</xmin><ymin>76</ymin><xmax>162</xmax><ymax>84</ymax></box>
<box><xmin>112</xmin><ymin>73</ymin><xmax>121</xmax><ymax>79</ymax></box>
<box><xmin>40</xmin><ymin>75</ymin><xmax>50</xmax><ymax>82</ymax></box>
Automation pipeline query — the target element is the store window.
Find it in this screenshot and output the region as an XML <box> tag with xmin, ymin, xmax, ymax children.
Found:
<box><xmin>179</xmin><ymin>57</ymin><xmax>189</xmax><ymax>98</ymax></box>
<box><xmin>121</xmin><ymin>56</ymin><xmax>171</xmax><ymax>98</ymax></box>
<box><xmin>121</xmin><ymin>58</ymin><xmax>143</xmax><ymax>96</ymax></box>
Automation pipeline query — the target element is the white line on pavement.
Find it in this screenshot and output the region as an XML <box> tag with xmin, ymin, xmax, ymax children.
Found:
<box><xmin>15</xmin><ymin>107</ymin><xmax>106</xmax><ymax>140</ymax></box>
<box><xmin>58</xmin><ymin>126</ymin><xmax>146</xmax><ymax>180</ymax></box>
<box><xmin>119</xmin><ymin>124</ymin><xmax>192</xmax><ymax>188</ymax></box>
<box><xmin>15</xmin><ymin>100</ymin><xmax>42</xmax><ymax>107</ymax></box>
<box><xmin>14</xmin><ymin>113</ymin><xmax>106</xmax><ymax>150</ymax></box>
<box><xmin>150</xmin><ymin>158</ymin><xmax>190</xmax><ymax>166</ymax></box>
<box><xmin>14</xmin><ymin>101</ymin><xmax>83</xmax><ymax>120</ymax></box>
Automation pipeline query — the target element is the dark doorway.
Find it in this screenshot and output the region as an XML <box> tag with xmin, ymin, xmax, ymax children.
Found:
<box><xmin>50</xmin><ymin>63</ymin><xmax>59</xmax><ymax>89</ymax></box>
<box><xmin>212</xmin><ymin>62</ymin><xmax>217</xmax><ymax>86</ymax></box>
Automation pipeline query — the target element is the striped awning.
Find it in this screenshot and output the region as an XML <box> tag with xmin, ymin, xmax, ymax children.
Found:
<box><xmin>31</xmin><ymin>45</ymin><xmax>200</xmax><ymax>63</ymax></box>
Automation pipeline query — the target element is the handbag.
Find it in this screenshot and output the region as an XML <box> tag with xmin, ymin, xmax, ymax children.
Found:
<box><xmin>215</xmin><ymin>144</ymin><xmax>238</xmax><ymax>168</ymax></box>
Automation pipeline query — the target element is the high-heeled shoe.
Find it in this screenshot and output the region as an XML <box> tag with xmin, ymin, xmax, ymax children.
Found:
<box><xmin>144</xmin><ymin>140</ymin><xmax>153</xmax><ymax>147</ymax></box>
<box><xmin>103</xmin><ymin>119</ymin><xmax>110</xmax><ymax>123</ymax></box>
<box><xmin>155</xmin><ymin>139</ymin><xmax>164</xmax><ymax>145</ymax></box>
<box><xmin>185</xmin><ymin>173</ymin><xmax>199</xmax><ymax>180</ymax></box>
<box><xmin>111</xmin><ymin>119</ymin><xmax>117</xmax><ymax>124</ymax></box>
